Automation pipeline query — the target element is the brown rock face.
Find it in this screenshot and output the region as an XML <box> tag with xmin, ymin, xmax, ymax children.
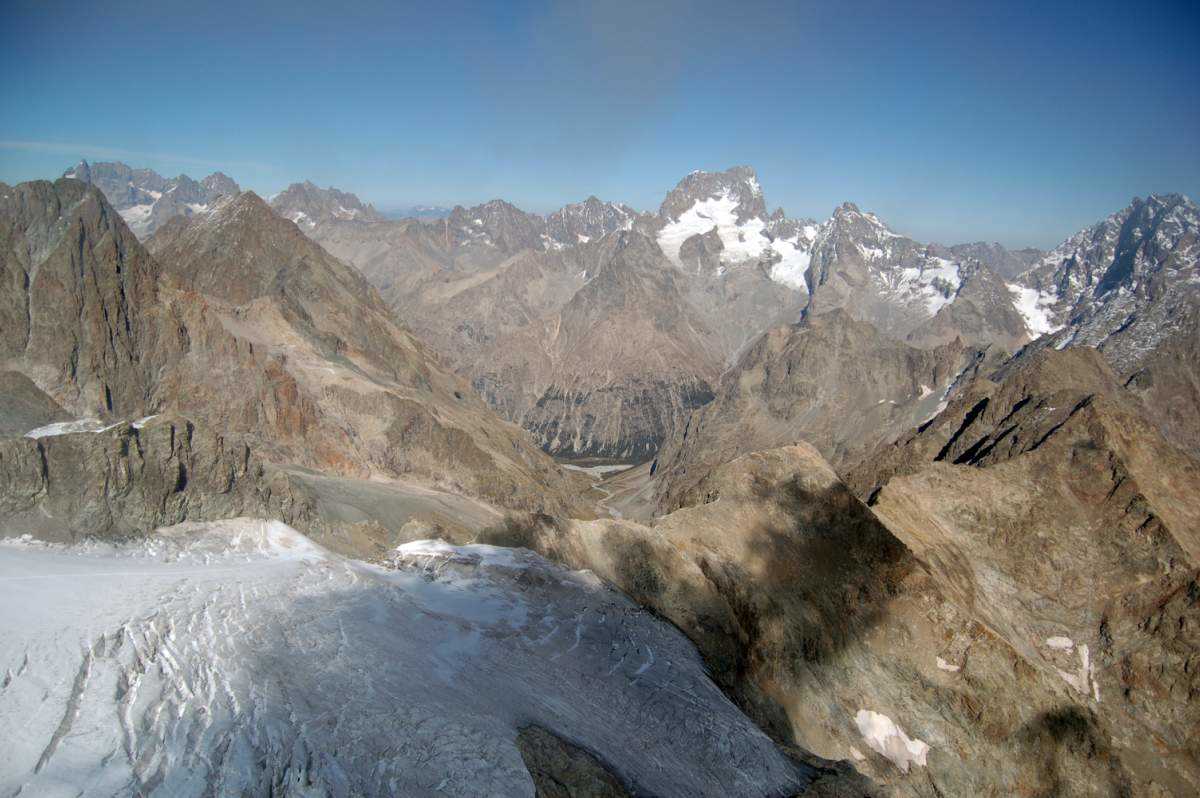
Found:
<box><xmin>847</xmin><ymin>346</ymin><xmax>1146</xmax><ymax>498</ymax></box>
<box><xmin>652</xmin><ymin>309</ymin><xmax>975</xmax><ymax>512</ymax></box>
<box><xmin>142</xmin><ymin>191</ymin><xmax>585</xmax><ymax>515</ymax></box>
<box><xmin>1121</xmin><ymin>307</ymin><xmax>1200</xmax><ymax>458</ymax></box>
<box><xmin>504</xmin><ymin>382</ymin><xmax>1200</xmax><ymax>796</ymax></box>
<box><xmin>0</xmin><ymin>179</ymin><xmax>169</xmax><ymax>417</ymax></box>
<box><xmin>862</xmin><ymin>354</ymin><xmax>1200</xmax><ymax>795</ymax></box>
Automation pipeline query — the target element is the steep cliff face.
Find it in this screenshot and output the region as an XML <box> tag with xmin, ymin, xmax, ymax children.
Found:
<box><xmin>652</xmin><ymin>309</ymin><xmax>976</xmax><ymax>511</ymax></box>
<box><xmin>846</xmin><ymin>347</ymin><xmax>1130</xmax><ymax>498</ymax></box>
<box><xmin>0</xmin><ymin>179</ymin><xmax>173</xmax><ymax>418</ymax></box>
<box><xmin>0</xmin><ymin>414</ymin><xmax>314</xmax><ymax>541</ymax></box>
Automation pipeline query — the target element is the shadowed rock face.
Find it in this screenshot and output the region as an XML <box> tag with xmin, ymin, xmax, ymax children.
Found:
<box><xmin>515</xmin><ymin>726</ymin><xmax>631</xmax><ymax>798</ymax></box>
<box><xmin>0</xmin><ymin>371</ymin><xmax>69</xmax><ymax>437</ymax></box>
<box><xmin>651</xmin><ymin>309</ymin><xmax>976</xmax><ymax>512</ymax></box>
<box><xmin>845</xmin><ymin>346</ymin><xmax>1175</xmax><ymax>499</ymax></box>
<box><xmin>0</xmin><ymin>414</ymin><xmax>315</xmax><ymax>542</ymax></box>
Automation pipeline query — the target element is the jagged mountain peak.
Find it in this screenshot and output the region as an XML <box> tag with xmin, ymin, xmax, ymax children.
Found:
<box><xmin>58</xmin><ymin>160</ymin><xmax>238</xmax><ymax>238</ymax></box>
<box><xmin>201</xmin><ymin>171</ymin><xmax>239</xmax><ymax>197</ymax></box>
<box><xmin>659</xmin><ymin>165</ymin><xmax>766</xmax><ymax>223</ymax></box>
<box><xmin>1006</xmin><ymin>187</ymin><xmax>1200</xmax><ymax>375</ymax></box>
<box><xmin>269</xmin><ymin>181</ymin><xmax>384</xmax><ymax>229</ymax></box>
<box><xmin>655</xmin><ymin>165</ymin><xmax>789</xmax><ymax>275</ymax></box>
<box><xmin>442</xmin><ymin>199</ymin><xmax>547</xmax><ymax>253</ymax></box>
<box><xmin>825</xmin><ymin>201</ymin><xmax>901</xmax><ymax>237</ymax></box>
<box><xmin>544</xmin><ymin>195</ymin><xmax>637</xmax><ymax>247</ymax></box>
<box><xmin>62</xmin><ymin>159</ymin><xmax>91</xmax><ymax>182</ymax></box>
<box><xmin>1</xmin><ymin>178</ymin><xmax>163</xmax><ymax>417</ymax></box>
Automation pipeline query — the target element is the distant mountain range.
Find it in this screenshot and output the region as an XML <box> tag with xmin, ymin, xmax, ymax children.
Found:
<box><xmin>62</xmin><ymin>159</ymin><xmax>240</xmax><ymax>237</ymax></box>
<box><xmin>381</xmin><ymin>204</ymin><xmax>453</xmax><ymax>220</ymax></box>
<box><xmin>57</xmin><ymin>159</ymin><xmax>1199</xmax><ymax>468</ymax></box>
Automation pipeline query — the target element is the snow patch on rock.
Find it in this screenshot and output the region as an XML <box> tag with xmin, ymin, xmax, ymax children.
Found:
<box><xmin>768</xmin><ymin>236</ymin><xmax>812</xmax><ymax>292</ymax></box>
<box><xmin>24</xmin><ymin>418</ymin><xmax>122</xmax><ymax>438</ymax></box>
<box><xmin>1007</xmin><ymin>283</ymin><xmax>1062</xmax><ymax>337</ymax></box>
<box><xmin>854</xmin><ymin>709</ymin><xmax>930</xmax><ymax>773</ymax></box>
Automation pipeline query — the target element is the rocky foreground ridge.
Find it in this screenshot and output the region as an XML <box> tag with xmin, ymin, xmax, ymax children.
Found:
<box><xmin>499</xmin><ymin>347</ymin><xmax>1199</xmax><ymax>795</ymax></box>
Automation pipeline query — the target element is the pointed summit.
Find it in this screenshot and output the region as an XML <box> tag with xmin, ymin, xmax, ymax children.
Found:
<box><xmin>62</xmin><ymin>159</ymin><xmax>91</xmax><ymax>182</ymax></box>
<box><xmin>544</xmin><ymin>195</ymin><xmax>637</xmax><ymax>247</ymax></box>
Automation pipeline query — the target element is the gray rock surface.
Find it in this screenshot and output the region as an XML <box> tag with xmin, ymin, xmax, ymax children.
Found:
<box><xmin>0</xmin><ymin>414</ymin><xmax>314</xmax><ymax>542</ymax></box>
<box><xmin>947</xmin><ymin>240</ymin><xmax>1043</xmax><ymax>279</ymax></box>
<box><xmin>515</xmin><ymin>726</ymin><xmax>631</xmax><ymax>798</ymax></box>
<box><xmin>1</xmin><ymin>179</ymin><xmax>588</xmax><ymax>539</ymax></box>
<box><xmin>0</xmin><ymin>178</ymin><xmax>167</xmax><ymax>418</ymax></box>
<box><xmin>269</xmin><ymin>179</ymin><xmax>385</xmax><ymax>228</ymax></box>
<box><xmin>0</xmin><ymin>371</ymin><xmax>69</xmax><ymax>437</ymax></box>
<box><xmin>1005</xmin><ymin>193</ymin><xmax>1200</xmax><ymax>457</ymax></box>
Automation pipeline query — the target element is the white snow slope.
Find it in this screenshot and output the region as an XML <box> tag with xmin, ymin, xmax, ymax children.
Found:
<box><xmin>0</xmin><ymin>519</ymin><xmax>805</xmax><ymax>797</ymax></box>
<box><xmin>657</xmin><ymin>191</ymin><xmax>770</xmax><ymax>267</ymax></box>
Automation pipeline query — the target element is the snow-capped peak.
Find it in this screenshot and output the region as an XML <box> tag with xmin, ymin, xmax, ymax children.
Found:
<box><xmin>656</xmin><ymin>166</ymin><xmax>816</xmax><ymax>289</ymax></box>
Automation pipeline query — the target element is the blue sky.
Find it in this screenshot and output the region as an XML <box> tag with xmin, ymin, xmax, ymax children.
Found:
<box><xmin>2</xmin><ymin>0</ymin><xmax>1197</xmax><ymax>247</ymax></box>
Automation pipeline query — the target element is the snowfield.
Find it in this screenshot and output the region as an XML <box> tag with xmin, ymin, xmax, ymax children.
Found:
<box><xmin>1006</xmin><ymin>282</ymin><xmax>1062</xmax><ymax>336</ymax></box>
<box><xmin>657</xmin><ymin>190</ymin><xmax>771</xmax><ymax>266</ymax></box>
<box><xmin>0</xmin><ymin>519</ymin><xmax>805</xmax><ymax>797</ymax></box>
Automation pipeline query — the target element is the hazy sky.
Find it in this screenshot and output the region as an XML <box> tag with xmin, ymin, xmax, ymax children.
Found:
<box><xmin>2</xmin><ymin>0</ymin><xmax>1197</xmax><ymax>247</ymax></box>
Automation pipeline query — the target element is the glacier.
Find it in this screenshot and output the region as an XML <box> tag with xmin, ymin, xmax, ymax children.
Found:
<box><xmin>0</xmin><ymin>519</ymin><xmax>806</xmax><ymax>797</ymax></box>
